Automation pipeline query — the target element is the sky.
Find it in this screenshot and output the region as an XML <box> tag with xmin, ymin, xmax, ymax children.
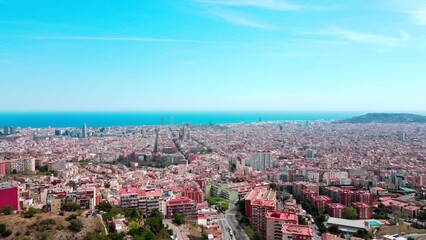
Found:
<box><xmin>0</xmin><ymin>0</ymin><xmax>425</xmax><ymax>112</ymax></box>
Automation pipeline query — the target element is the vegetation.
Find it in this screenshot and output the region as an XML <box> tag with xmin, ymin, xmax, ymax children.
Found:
<box><xmin>61</xmin><ymin>202</ymin><xmax>81</xmax><ymax>212</ymax></box>
<box><xmin>328</xmin><ymin>225</ymin><xmax>340</xmax><ymax>235</ymax></box>
<box><xmin>65</xmin><ymin>214</ymin><xmax>78</xmax><ymax>221</ymax></box>
<box><xmin>353</xmin><ymin>229</ymin><xmax>372</xmax><ymax>239</ymax></box>
<box><xmin>23</xmin><ymin>207</ymin><xmax>40</xmax><ymax>218</ymax></box>
<box><xmin>173</xmin><ymin>214</ymin><xmax>186</xmax><ymax>225</ymax></box>
<box><xmin>296</xmin><ymin>196</ymin><xmax>327</xmax><ymax>233</ymax></box>
<box><xmin>207</xmin><ymin>197</ymin><xmax>229</xmax><ymax>212</ymax></box>
<box><xmin>68</xmin><ymin>219</ymin><xmax>84</xmax><ymax>232</ymax></box>
<box><xmin>0</xmin><ymin>223</ymin><xmax>12</xmax><ymax>238</ymax></box>
<box><xmin>344</xmin><ymin>206</ymin><xmax>358</xmax><ymax>220</ymax></box>
<box><xmin>96</xmin><ymin>201</ymin><xmax>113</xmax><ymax>213</ymax></box>
<box><xmin>1</xmin><ymin>205</ymin><xmax>13</xmax><ymax>215</ymax></box>
<box><xmin>336</xmin><ymin>113</ymin><xmax>426</xmax><ymax>124</ymax></box>
<box><xmin>99</xmin><ymin>206</ymin><xmax>172</xmax><ymax>240</ymax></box>
<box><xmin>298</xmin><ymin>215</ymin><xmax>308</xmax><ymax>225</ymax></box>
<box><xmin>269</xmin><ymin>183</ymin><xmax>277</xmax><ymax>190</ymax></box>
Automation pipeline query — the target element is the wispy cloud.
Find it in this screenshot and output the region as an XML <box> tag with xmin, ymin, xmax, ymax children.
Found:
<box><xmin>31</xmin><ymin>36</ymin><xmax>199</xmax><ymax>43</ymax></box>
<box><xmin>211</xmin><ymin>10</ymin><xmax>275</xmax><ymax>29</ymax></box>
<box><xmin>405</xmin><ymin>9</ymin><xmax>426</xmax><ymax>25</ymax></box>
<box><xmin>304</xmin><ymin>27</ymin><xmax>409</xmax><ymax>46</ymax></box>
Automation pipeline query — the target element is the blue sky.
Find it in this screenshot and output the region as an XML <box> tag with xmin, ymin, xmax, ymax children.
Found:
<box><xmin>0</xmin><ymin>0</ymin><xmax>425</xmax><ymax>112</ymax></box>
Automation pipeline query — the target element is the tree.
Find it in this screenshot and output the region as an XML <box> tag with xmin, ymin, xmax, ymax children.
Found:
<box><xmin>68</xmin><ymin>219</ymin><xmax>84</xmax><ymax>232</ymax></box>
<box><xmin>298</xmin><ymin>215</ymin><xmax>307</xmax><ymax>225</ymax></box>
<box><xmin>328</xmin><ymin>225</ymin><xmax>340</xmax><ymax>235</ymax></box>
<box><xmin>218</xmin><ymin>202</ymin><xmax>229</xmax><ymax>212</ymax></box>
<box><xmin>149</xmin><ymin>209</ymin><xmax>164</xmax><ymax>220</ymax></box>
<box><xmin>173</xmin><ymin>214</ymin><xmax>186</xmax><ymax>225</ymax></box>
<box><xmin>1</xmin><ymin>205</ymin><xmax>13</xmax><ymax>215</ymax></box>
<box><xmin>156</xmin><ymin>228</ymin><xmax>171</xmax><ymax>240</ymax></box>
<box><xmin>61</xmin><ymin>202</ymin><xmax>81</xmax><ymax>212</ymax></box>
<box><xmin>146</xmin><ymin>217</ymin><xmax>163</xmax><ymax>234</ymax></box>
<box><xmin>96</xmin><ymin>201</ymin><xmax>113</xmax><ymax>213</ymax></box>
<box><xmin>269</xmin><ymin>183</ymin><xmax>277</xmax><ymax>190</ymax></box>
<box><xmin>344</xmin><ymin>206</ymin><xmax>358</xmax><ymax>220</ymax></box>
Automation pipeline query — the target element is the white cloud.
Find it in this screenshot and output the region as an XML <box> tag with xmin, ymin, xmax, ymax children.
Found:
<box><xmin>304</xmin><ymin>27</ymin><xmax>409</xmax><ymax>46</ymax></box>
<box><xmin>406</xmin><ymin>9</ymin><xmax>426</xmax><ymax>25</ymax></box>
<box><xmin>211</xmin><ymin>10</ymin><xmax>275</xmax><ymax>29</ymax></box>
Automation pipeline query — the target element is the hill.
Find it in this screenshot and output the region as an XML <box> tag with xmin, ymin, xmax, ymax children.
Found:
<box><xmin>335</xmin><ymin>113</ymin><xmax>426</xmax><ymax>123</ymax></box>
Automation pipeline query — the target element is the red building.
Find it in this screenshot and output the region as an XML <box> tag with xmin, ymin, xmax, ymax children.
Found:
<box><xmin>326</xmin><ymin>203</ymin><xmax>345</xmax><ymax>218</ymax></box>
<box><xmin>354</xmin><ymin>191</ymin><xmax>374</xmax><ymax>205</ymax></box>
<box><xmin>313</xmin><ymin>196</ymin><xmax>332</xmax><ymax>213</ymax></box>
<box><xmin>0</xmin><ymin>182</ymin><xmax>19</xmax><ymax>211</ymax></box>
<box><xmin>245</xmin><ymin>187</ymin><xmax>277</xmax><ymax>239</ymax></box>
<box><xmin>339</xmin><ymin>190</ymin><xmax>355</xmax><ymax>206</ymax></box>
<box><xmin>266</xmin><ymin>211</ymin><xmax>298</xmax><ymax>240</ymax></box>
<box><xmin>352</xmin><ymin>202</ymin><xmax>373</xmax><ymax>219</ymax></box>
<box><xmin>0</xmin><ymin>162</ymin><xmax>6</xmax><ymax>175</ymax></box>
<box><xmin>181</xmin><ymin>185</ymin><xmax>204</xmax><ymax>204</ymax></box>
<box><xmin>282</xmin><ymin>224</ymin><xmax>313</xmax><ymax>240</ymax></box>
<box><xmin>166</xmin><ymin>196</ymin><xmax>197</xmax><ymax>219</ymax></box>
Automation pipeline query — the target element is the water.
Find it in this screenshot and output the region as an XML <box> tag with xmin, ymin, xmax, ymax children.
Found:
<box><xmin>0</xmin><ymin>112</ymin><xmax>362</xmax><ymax>128</ymax></box>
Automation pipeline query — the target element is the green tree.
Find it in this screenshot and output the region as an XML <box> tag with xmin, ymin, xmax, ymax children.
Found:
<box><xmin>146</xmin><ymin>217</ymin><xmax>163</xmax><ymax>234</ymax></box>
<box><xmin>269</xmin><ymin>183</ymin><xmax>277</xmax><ymax>190</ymax></box>
<box><xmin>96</xmin><ymin>201</ymin><xmax>113</xmax><ymax>213</ymax></box>
<box><xmin>61</xmin><ymin>202</ymin><xmax>81</xmax><ymax>211</ymax></box>
<box><xmin>298</xmin><ymin>215</ymin><xmax>307</xmax><ymax>225</ymax></box>
<box><xmin>244</xmin><ymin>226</ymin><xmax>255</xmax><ymax>239</ymax></box>
<box><xmin>328</xmin><ymin>225</ymin><xmax>340</xmax><ymax>235</ymax></box>
<box><xmin>344</xmin><ymin>206</ymin><xmax>358</xmax><ymax>220</ymax></box>
<box><xmin>68</xmin><ymin>219</ymin><xmax>84</xmax><ymax>232</ymax></box>
<box><xmin>1</xmin><ymin>205</ymin><xmax>13</xmax><ymax>215</ymax></box>
<box><xmin>218</xmin><ymin>202</ymin><xmax>229</xmax><ymax>212</ymax></box>
<box><xmin>149</xmin><ymin>209</ymin><xmax>164</xmax><ymax>220</ymax></box>
<box><xmin>173</xmin><ymin>214</ymin><xmax>186</xmax><ymax>226</ymax></box>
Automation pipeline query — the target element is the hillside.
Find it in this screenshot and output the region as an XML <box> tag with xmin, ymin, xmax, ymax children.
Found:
<box><xmin>335</xmin><ymin>113</ymin><xmax>426</xmax><ymax>123</ymax></box>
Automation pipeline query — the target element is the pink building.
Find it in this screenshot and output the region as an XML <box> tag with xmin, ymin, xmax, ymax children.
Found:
<box><xmin>266</xmin><ymin>211</ymin><xmax>298</xmax><ymax>240</ymax></box>
<box><xmin>0</xmin><ymin>182</ymin><xmax>19</xmax><ymax>211</ymax></box>
<box><xmin>282</xmin><ymin>224</ymin><xmax>313</xmax><ymax>240</ymax></box>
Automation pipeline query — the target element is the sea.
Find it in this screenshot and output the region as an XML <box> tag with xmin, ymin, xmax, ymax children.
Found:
<box><xmin>0</xmin><ymin>112</ymin><xmax>364</xmax><ymax>128</ymax></box>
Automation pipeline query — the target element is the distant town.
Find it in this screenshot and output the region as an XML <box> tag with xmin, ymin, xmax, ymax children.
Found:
<box><xmin>1</xmin><ymin>117</ymin><xmax>426</xmax><ymax>240</ymax></box>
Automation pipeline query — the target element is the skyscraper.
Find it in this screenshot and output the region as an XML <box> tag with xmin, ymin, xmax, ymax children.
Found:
<box><xmin>82</xmin><ymin>123</ymin><xmax>88</xmax><ymax>138</ymax></box>
<box><xmin>3</xmin><ymin>125</ymin><xmax>9</xmax><ymax>135</ymax></box>
<box><xmin>246</xmin><ymin>151</ymin><xmax>273</xmax><ymax>171</ymax></box>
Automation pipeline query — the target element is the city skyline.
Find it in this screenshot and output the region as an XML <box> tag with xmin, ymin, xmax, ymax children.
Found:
<box><xmin>1</xmin><ymin>0</ymin><xmax>426</xmax><ymax>112</ymax></box>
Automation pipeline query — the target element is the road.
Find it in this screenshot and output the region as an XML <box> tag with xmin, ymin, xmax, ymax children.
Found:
<box><xmin>163</xmin><ymin>219</ymin><xmax>190</xmax><ymax>240</ymax></box>
<box><xmin>226</xmin><ymin>203</ymin><xmax>250</xmax><ymax>240</ymax></box>
<box><xmin>218</xmin><ymin>216</ymin><xmax>232</xmax><ymax>240</ymax></box>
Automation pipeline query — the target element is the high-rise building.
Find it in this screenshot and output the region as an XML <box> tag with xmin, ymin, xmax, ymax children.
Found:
<box><xmin>3</xmin><ymin>125</ymin><xmax>9</xmax><ymax>135</ymax></box>
<box><xmin>266</xmin><ymin>211</ymin><xmax>298</xmax><ymax>240</ymax></box>
<box><xmin>245</xmin><ymin>187</ymin><xmax>277</xmax><ymax>239</ymax></box>
<box><xmin>306</xmin><ymin>148</ymin><xmax>315</xmax><ymax>159</ymax></box>
<box><xmin>398</xmin><ymin>132</ymin><xmax>407</xmax><ymax>141</ymax></box>
<box><xmin>246</xmin><ymin>151</ymin><xmax>273</xmax><ymax>171</ymax></box>
<box><xmin>82</xmin><ymin>123</ymin><xmax>88</xmax><ymax>138</ymax></box>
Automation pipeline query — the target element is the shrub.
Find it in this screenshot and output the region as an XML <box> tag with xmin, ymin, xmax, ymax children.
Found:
<box><xmin>23</xmin><ymin>207</ymin><xmax>40</xmax><ymax>218</ymax></box>
<box><xmin>0</xmin><ymin>229</ymin><xmax>12</xmax><ymax>237</ymax></box>
<box><xmin>66</xmin><ymin>214</ymin><xmax>78</xmax><ymax>221</ymax></box>
<box><xmin>61</xmin><ymin>202</ymin><xmax>81</xmax><ymax>212</ymax></box>
<box><xmin>1</xmin><ymin>205</ymin><xmax>13</xmax><ymax>215</ymax></box>
<box><xmin>173</xmin><ymin>214</ymin><xmax>186</xmax><ymax>226</ymax></box>
<box><xmin>68</xmin><ymin>219</ymin><xmax>84</xmax><ymax>232</ymax></box>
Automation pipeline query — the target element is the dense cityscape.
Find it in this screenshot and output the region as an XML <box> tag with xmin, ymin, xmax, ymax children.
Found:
<box><xmin>1</xmin><ymin>119</ymin><xmax>426</xmax><ymax>240</ymax></box>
